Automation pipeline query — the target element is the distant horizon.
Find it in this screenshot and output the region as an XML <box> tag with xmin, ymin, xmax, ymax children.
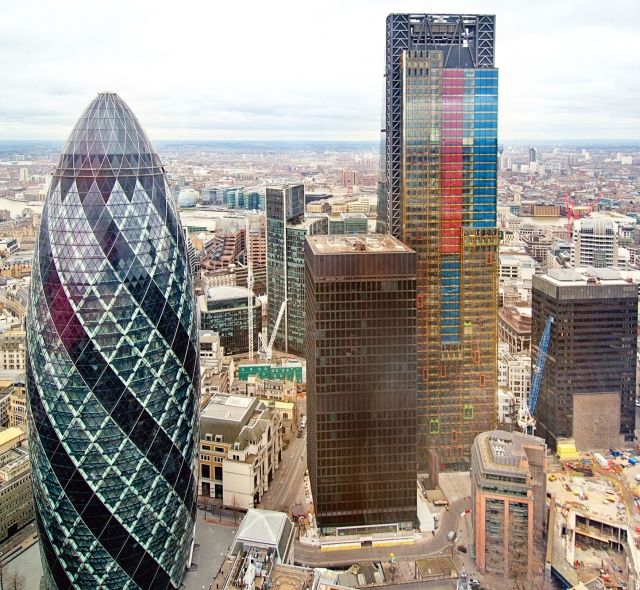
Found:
<box><xmin>0</xmin><ymin>138</ymin><xmax>639</xmax><ymax>149</ymax></box>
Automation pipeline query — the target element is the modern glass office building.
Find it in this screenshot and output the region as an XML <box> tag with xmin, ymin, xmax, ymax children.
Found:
<box><xmin>26</xmin><ymin>93</ymin><xmax>199</xmax><ymax>589</ymax></box>
<box><xmin>305</xmin><ymin>235</ymin><xmax>417</xmax><ymax>531</ymax></box>
<box><xmin>266</xmin><ymin>185</ymin><xmax>327</xmax><ymax>355</ymax></box>
<box><xmin>378</xmin><ymin>14</ymin><xmax>499</xmax><ymax>472</ymax></box>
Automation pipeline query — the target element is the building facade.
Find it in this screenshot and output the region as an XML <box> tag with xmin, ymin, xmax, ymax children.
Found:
<box><xmin>305</xmin><ymin>235</ymin><xmax>417</xmax><ymax>531</ymax></box>
<box><xmin>498</xmin><ymin>307</ymin><xmax>532</xmax><ymax>354</ymax></box>
<box><xmin>471</xmin><ymin>430</ymin><xmax>546</xmax><ymax>581</ymax></box>
<box><xmin>572</xmin><ymin>218</ymin><xmax>618</xmax><ymax>269</ymax></box>
<box><xmin>198</xmin><ymin>286</ymin><xmax>262</xmax><ymax>355</ymax></box>
<box><xmin>198</xmin><ymin>394</ymin><xmax>282</xmax><ymax>509</ymax></box>
<box><xmin>532</xmin><ymin>269</ymin><xmax>637</xmax><ymax>451</ymax></box>
<box><xmin>0</xmin><ymin>433</ymin><xmax>33</xmax><ymax>542</ymax></box>
<box><xmin>0</xmin><ymin>327</ymin><xmax>26</xmax><ymax>372</ymax></box>
<box><xmin>26</xmin><ymin>93</ymin><xmax>199</xmax><ymax>589</ymax></box>
<box><xmin>377</xmin><ymin>14</ymin><xmax>499</xmax><ymax>471</ymax></box>
<box><xmin>266</xmin><ymin>185</ymin><xmax>327</xmax><ymax>355</ymax></box>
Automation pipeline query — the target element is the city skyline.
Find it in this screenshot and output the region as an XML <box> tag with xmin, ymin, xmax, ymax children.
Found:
<box><xmin>1</xmin><ymin>0</ymin><xmax>639</xmax><ymax>141</ymax></box>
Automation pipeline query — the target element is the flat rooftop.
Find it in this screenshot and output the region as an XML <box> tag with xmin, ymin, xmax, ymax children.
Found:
<box><xmin>541</xmin><ymin>267</ymin><xmax>632</xmax><ymax>287</ymax></box>
<box><xmin>476</xmin><ymin>430</ymin><xmax>545</xmax><ymax>475</ymax></box>
<box><xmin>306</xmin><ymin>234</ymin><xmax>413</xmax><ymax>255</ymax></box>
<box><xmin>201</xmin><ymin>394</ymin><xmax>256</xmax><ymax>423</ymax></box>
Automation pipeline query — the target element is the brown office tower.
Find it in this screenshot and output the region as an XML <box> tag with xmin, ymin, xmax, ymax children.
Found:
<box><xmin>532</xmin><ymin>269</ymin><xmax>637</xmax><ymax>451</ymax></box>
<box><xmin>471</xmin><ymin>430</ymin><xmax>547</xmax><ymax>581</ymax></box>
<box><xmin>378</xmin><ymin>15</ymin><xmax>499</xmax><ymax>473</ymax></box>
<box><xmin>305</xmin><ymin>235</ymin><xmax>418</xmax><ymax>533</ymax></box>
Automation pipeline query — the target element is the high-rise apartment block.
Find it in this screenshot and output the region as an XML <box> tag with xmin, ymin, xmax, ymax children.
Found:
<box><xmin>532</xmin><ymin>269</ymin><xmax>637</xmax><ymax>451</ymax></box>
<box><xmin>27</xmin><ymin>93</ymin><xmax>199</xmax><ymax>589</ymax></box>
<box><xmin>378</xmin><ymin>14</ymin><xmax>499</xmax><ymax>471</ymax></box>
<box><xmin>266</xmin><ymin>185</ymin><xmax>326</xmax><ymax>355</ymax></box>
<box><xmin>471</xmin><ymin>430</ymin><xmax>546</xmax><ymax>581</ymax></box>
<box><xmin>305</xmin><ymin>235</ymin><xmax>417</xmax><ymax>531</ymax></box>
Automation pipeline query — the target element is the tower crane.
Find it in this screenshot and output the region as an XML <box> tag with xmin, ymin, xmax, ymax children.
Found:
<box><xmin>257</xmin><ymin>299</ymin><xmax>287</xmax><ymax>362</ymax></box>
<box><xmin>246</xmin><ymin>217</ymin><xmax>254</xmax><ymax>360</ymax></box>
<box><xmin>518</xmin><ymin>316</ymin><xmax>553</xmax><ymax>436</ymax></box>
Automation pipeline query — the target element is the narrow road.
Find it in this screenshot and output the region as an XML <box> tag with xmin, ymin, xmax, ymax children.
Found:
<box><xmin>294</xmin><ymin>497</ymin><xmax>471</xmax><ymax>567</ymax></box>
<box><xmin>259</xmin><ymin>429</ymin><xmax>307</xmax><ymax>512</ymax></box>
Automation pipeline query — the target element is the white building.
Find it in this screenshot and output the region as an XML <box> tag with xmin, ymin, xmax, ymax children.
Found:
<box><xmin>572</xmin><ymin>218</ymin><xmax>618</xmax><ymax>269</ymax></box>
<box><xmin>199</xmin><ymin>394</ymin><xmax>282</xmax><ymax>510</ymax></box>
<box><xmin>497</xmin><ymin>388</ymin><xmax>517</xmax><ymax>424</ymax></box>
<box><xmin>499</xmin><ymin>252</ymin><xmax>536</xmax><ymax>283</ymax></box>
<box><xmin>498</xmin><ymin>344</ymin><xmax>531</xmax><ymax>418</ymax></box>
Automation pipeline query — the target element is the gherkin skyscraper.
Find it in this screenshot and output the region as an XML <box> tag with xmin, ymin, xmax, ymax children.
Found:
<box><xmin>26</xmin><ymin>93</ymin><xmax>199</xmax><ymax>589</ymax></box>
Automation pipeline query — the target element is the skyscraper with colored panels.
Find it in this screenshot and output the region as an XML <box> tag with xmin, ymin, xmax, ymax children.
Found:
<box><xmin>378</xmin><ymin>14</ymin><xmax>499</xmax><ymax>471</ymax></box>
<box><xmin>26</xmin><ymin>93</ymin><xmax>199</xmax><ymax>589</ymax></box>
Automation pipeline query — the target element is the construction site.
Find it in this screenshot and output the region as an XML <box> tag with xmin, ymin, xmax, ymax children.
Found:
<box><xmin>547</xmin><ymin>449</ymin><xmax>640</xmax><ymax>589</ymax></box>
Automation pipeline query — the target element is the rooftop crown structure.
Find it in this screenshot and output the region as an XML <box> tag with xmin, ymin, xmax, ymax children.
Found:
<box><xmin>26</xmin><ymin>93</ymin><xmax>199</xmax><ymax>589</ymax></box>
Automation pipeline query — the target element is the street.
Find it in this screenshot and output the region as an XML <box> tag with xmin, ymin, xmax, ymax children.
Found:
<box><xmin>293</xmin><ymin>497</ymin><xmax>471</xmax><ymax>567</ymax></box>
<box><xmin>259</xmin><ymin>396</ymin><xmax>308</xmax><ymax>512</ymax></box>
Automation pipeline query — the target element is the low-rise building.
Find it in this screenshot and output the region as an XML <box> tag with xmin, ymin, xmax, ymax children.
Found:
<box><xmin>498</xmin><ymin>306</ymin><xmax>531</xmax><ymax>354</ymax></box>
<box><xmin>0</xmin><ymin>438</ymin><xmax>32</xmax><ymax>542</ymax></box>
<box><xmin>471</xmin><ymin>430</ymin><xmax>547</xmax><ymax>582</ymax></box>
<box><xmin>0</xmin><ymin>238</ymin><xmax>19</xmax><ymax>257</ymax></box>
<box><xmin>0</xmin><ymin>327</ymin><xmax>26</xmax><ymax>372</ymax></box>
<box><xmin>199</xmin><ymin>394</ymin><xmax>282</xmax><ymax>510</ymax></box>
<box><xmin>0</xmin><ymin>252</ymin><xmax>33</xmax><ymax>279</ymax></box>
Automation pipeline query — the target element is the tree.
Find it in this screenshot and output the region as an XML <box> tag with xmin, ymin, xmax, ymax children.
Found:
<box><xmin>7</xmin><ymin>573</ymin><xmax>24</xmax><ymax>590</ymax></box>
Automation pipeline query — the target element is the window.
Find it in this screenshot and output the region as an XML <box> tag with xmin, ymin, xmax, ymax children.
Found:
<box><xmin>205</xmin><ymin>433</ymin><xmax>212</xmax><ymax>442</ymax></box>
<box><xmin>463</xmin><ymin>404</ymin><xmax>474</xmax><ymax>420</ymax></box>
<box><xmin>480</xmin><ymin>374</ymin><xmax>486</xmax><ymax>387</ymax></box>
<box><xmin>429</xmin><ymin>418</ymin><xmax>440</xmax><ymax>435</ymax></box>
<box><xmin>201</xmin><ymin>464</ymin><xmax>210</xmax><ymax>479</ymax></box>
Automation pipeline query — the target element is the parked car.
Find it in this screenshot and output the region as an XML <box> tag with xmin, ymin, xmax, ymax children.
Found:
<box><xmin>457</xmin><ymin>545</ymin><xmax>467</xmax><ymax>553</ymax></box>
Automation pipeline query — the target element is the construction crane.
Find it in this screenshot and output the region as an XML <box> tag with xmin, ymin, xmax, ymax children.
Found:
<box><xmin>564</xmin><ymin>192</ymin><xmax>600</xmax><ymax>239</ymax></box>
<box><xmin>257</xmin><ymin>299</ymin><xmax>287</xmax><ymax>362</ymax></box>
<box><xmin>518</xmin><ymin>316</ymin><xmax>554</xmax><ymax>435</ymax></box>
<box><xmin>246</xmin><ymin>217</ymin><xmax>254</xmax><ymax>360</ymax></box>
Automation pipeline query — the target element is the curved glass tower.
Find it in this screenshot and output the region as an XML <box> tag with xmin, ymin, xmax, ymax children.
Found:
<box><xmin>26</xmin><ymin>93</ymin><xmax>199</xmax><ymax>589</ymax></box>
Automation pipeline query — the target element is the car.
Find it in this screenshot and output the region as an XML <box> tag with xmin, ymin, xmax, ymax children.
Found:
<box><xmin>636</xmin><ymin>399</ymin><xmax>640</xmax><ymax>407</ymax></box>
<box><xmin>457</xmin><ymin>545</ymin><xmax>467</xmax><ymax>553</ymax></box>
<box><xmin>447</xmin><ymin>530</ymin><xmax>457</xmax><ymax>542</ymax></box>
<box><xmin>548</xmin><ymin>474</ymin><xmax>557</xmax><ymax>482</ymax></box>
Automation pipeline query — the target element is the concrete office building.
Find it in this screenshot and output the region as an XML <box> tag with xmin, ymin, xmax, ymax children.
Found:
<box><xmin>471</xmin><ymin>430</ymin><xmax>546</xmax><ymax>581</ymax></box>
<box><xmin>572</xmin><ymin>218</ymin><xmax>618</xmax><ymax>269</ymax></box>
<box><xmin>305</xmin><ymin>235</ymin><xmax>417</xmax><ymax>531</ymax></box>
<box><xmin>532</xmin><ymin>268</ymin><xmax>637</xmax><ymax>451</ymax></box>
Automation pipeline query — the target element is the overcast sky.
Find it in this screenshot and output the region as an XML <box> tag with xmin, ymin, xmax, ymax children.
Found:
<box><xmin>1</xmin><ymin>0</ymin><xmax>638</xmax><ymax>141</ymax></box>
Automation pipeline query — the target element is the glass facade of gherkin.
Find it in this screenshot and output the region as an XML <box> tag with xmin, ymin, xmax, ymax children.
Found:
<box><xmin>26</xmin><ymin>92</ymin><xmax>199</xmax><ymax>590</ymax></box>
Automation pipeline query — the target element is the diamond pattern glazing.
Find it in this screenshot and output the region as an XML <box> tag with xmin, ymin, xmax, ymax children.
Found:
<box><xmin>26</xmin><ymin>93</ymin><xmax>199</xmax><ymax>590</ymax></box>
